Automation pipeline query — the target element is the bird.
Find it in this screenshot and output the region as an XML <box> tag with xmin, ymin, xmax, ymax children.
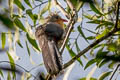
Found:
<box><xmin>35</xmin><ymin>13</ymin><xmax>67</xmax><ymax>80</ymax></box>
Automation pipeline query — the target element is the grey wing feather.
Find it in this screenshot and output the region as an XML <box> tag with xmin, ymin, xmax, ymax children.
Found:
<box><xmin>35</xmin><ymin>25</ymin><xmax>62</xmax><ymax>75</ymax></box>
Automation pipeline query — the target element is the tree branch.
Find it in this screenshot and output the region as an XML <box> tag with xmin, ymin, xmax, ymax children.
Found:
<box><xmin>109</xmin><ymin>64</ymin><xmax>120</xmax><ymax>80</ymax></box>
<box><xmin>63</xmin><ymin>1</ymin><xmax>120</xmax><ymax>69</ymax></box>
<box><xmin>60</xmin><ymin>0</ymin><xmax>78</xmax><ymax>55</ymax></box>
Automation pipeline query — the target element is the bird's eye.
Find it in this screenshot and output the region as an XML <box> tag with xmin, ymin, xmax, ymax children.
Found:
<box><xmin>55</xmin><ymin>16</ymin><xmax>59</xmax><ymax>19</ymax></box>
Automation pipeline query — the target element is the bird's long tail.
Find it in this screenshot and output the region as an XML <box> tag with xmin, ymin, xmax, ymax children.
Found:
<box><xmin>41</xmin><ymin>39</ymin><xmax>62</xmax><ymax>78</ymax></box>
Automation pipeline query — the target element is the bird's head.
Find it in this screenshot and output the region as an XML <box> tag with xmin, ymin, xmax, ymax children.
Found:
<box><xmin>46</xmin><ymin>13</ymin><xmax>67</xmax><ymax>28</ymax></box>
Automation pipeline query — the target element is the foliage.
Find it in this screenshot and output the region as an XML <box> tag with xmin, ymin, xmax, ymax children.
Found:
<box><xmin>0</xmin><ymin>0</ymin><xmax>120</xmax><ymax>80</ymax></box>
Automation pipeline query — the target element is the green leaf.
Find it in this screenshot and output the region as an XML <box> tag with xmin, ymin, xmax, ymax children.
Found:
<box><xmin>0</xmin><ymin>14</ymin><xmax>14</xmax><ymax>29</ymax></box>
<box><xmin>14</xmin><ymin>18</ymin><xmax>26</xmax><ymax>32</ymax></box>
<box><xmin>98</xmin><ymin>71</ymin><xmax>112</xmax><ymax>80</ymax></box>
<box><xmin>75</xmin><ymin>41</ymin><xmax>80</xmax><ymax>52</ymax></box>
<box><xmin>98</xmin><ymin>59</ymin><xmax>110</xmax><ymax>68</ymax></box>
<box><xmin>7</xmin><ymin>72</ymin><xmax>11</xmax><ymax>80</ymax></box>
<box><xmin>24</xmin><ymin>0</ymin><xmax>32</xmax><ymax>8</ymax></box>
<box><xmin>26</xmin><ymin>33</ymin><xmax>40</xmax><ymax>51</ymax></box>
<box><xmin>1</xmin><ymin>32</ymin><xmax>6</xmax><ymax>49</ymax></box>
<box><xmin>0</xmin><ymin>70</ymin><xmax>4</xmax><ymax>78</ymax></box>
<box><xmin>26</xmin><ymin>9</ymin><xmax>38</xmax><ymax>25</ymax></box>
<box><xmin>17</xmin><ymin>40</ymin><xmax>23</xmax><ymax>48</ymax></box>
<box><xmin>87</xmin><ymin>20</ymin><xmax>114</xmax><ymax>25</ymax></box>
<box><xmin>14</xmin><ymin>0</ymin><xmax>25</xmax><ymax>11</ymax></box>
<box><xmin>96</xmin><ymin>29</ymin><xmax>109</xmax><ymax>39</ymax></box>
<box><xmin>25</xmin><ymin>41</ymin><xmax>31</xmax><ymax>56</ymax></box>
<box><xmin>86</xmin><ymin>36</ymin><xmax>95</xmax><ymax>40</ymax></box>
<box><xmin>26</xmin><ymin>9</ymin><xmax>34</xmax><ymax>20</ymax></box>
<box><xmin>107</xmin><ymin>43</ymin><xmax>116</xmax><ymax>52</ymax></box>
<box><xmin>108</xmin><ymin>61</ymin><xmax>116</xmax><ymax>69</ymax></box>
<box><xmin>84</xmin><ymin>59</ymin><xmax>96</xmax><ymax>70</ymax></box>
<box><xmin>89</xmin><ymin>2</ymin><xmax>102</xmax><ymax>15</ymax></box>
<box><xmin>66</xmin><ymin>44</ymin><xmax>83</xmax><ymax>66</ymax></box>
<box><xmin>79</xmin><ymin>77</ymin><xmax>97</xmax><ymax>80</ymax></box>
<box><xmin>77</xmin><ymin>26</ymin><xmax>89</xmax><ymax>43</ymax></box>
<box><xmin>6</xmin><ymin>51</ymin><xmax>16</xmax><ymax>79</ymax></box>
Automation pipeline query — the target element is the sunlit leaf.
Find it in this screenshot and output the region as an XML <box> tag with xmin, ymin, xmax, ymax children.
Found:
<box><xmin>0</xmin><ymin>70</ymin><xmax>4</xmax><ymax>78</ymax></box>
<box><xmin>26</xmin><ymin>33</ymin><xmax>40</xmax><ymax>51</ymax></box>
<box><xmin>7</xmin><ymin>72</ymin><xmax>11</xmax><ymax>80</ymax></box>
<box><xmin>14</xmin><ymin>18</ymin><xmax>26</xmax><ymax>32</ymax></box>
<box><xmin>108</xmin><ymin>61</ymin><xmax>116</xmax><ymax>69</ymax></box>
<box><xmin>98</xmin><ymin>71</ymin><xmax>112</xmax><ymax>80</ymax></box>
<box><xmin>1</xmin><ymin>32</ymin><xmax>6</xmax><ymax>49</ymax></box>
<box><xmin>77</xmin><ymin>26</ymin><xmax>89</xmax><ymax>43</ymax></box>
<box><xmin>89</xmin><ymin>2</ymin><xmax>102</xmax><ymax>15</ymax></box>
<box><xmin>86</xmin><ymin>36</ymin><xmax>95</xmax><ymax>40</ymax></box>
<box><xmin>96</xmin><ymin>29</ymin><xmax>109</xmax><ymax>39</ymax></box>
<box><xmin>66</xmin><ymin>44</ymin><xmax>83</xmax><ymax>66</ymax></box>
<box><xmin>107</xmin><ymin>43</ymin><xmax>116</xmax><ymax>52</ymax></box>
<box><xmin>24</xmin><ymin>0</ymin><xmax>32</xmax><ymax>8</ymax></box>
<box><xmin>84</xmin><ymin>59</ymin><xmax>96</xmax><ymax>70</ymax></box>
<box><xmin>14</xmin><ymin>0</ymin><xmax>25</xmax><ymax>11</ymax></box>
<box><xmin>6</xmin><ymin>51</ymin><xmax>16</xmax><ymax>79</ymax></box>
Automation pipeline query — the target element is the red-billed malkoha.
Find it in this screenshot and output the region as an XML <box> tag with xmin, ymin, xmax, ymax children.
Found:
<box><xmin>35</xmin><ymin>13</ymin><xmax>67</xmax><ymax>78</ymax></box>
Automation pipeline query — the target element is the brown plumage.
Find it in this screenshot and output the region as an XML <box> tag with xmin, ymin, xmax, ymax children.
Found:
<box><xmin>35</xmin><ymin>14</ymin><xmax>67</xmax><ymax>79</ymax></box>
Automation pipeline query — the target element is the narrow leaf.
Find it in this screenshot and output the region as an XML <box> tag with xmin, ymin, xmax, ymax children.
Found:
<box><xmin>98</xmin><ymin>59</ymin><xmax>110</xmax><ymax>68</ymax></box>
<box><xmin>7</xmin><ymin>72</ymin><xmax>11</xmax><ymax>80</ymax></box>
<box><xmin>26</xmin><ymin>33</ymin><xmax>40</xmax><ymax>51</ymax></box>
<box><xmin>89</xmin><ymin>3</ymin><xmax>102</xmax><ymax>15</ymax></box>
<box><xmin>0</xmin><ymin>70</ymin><xmax>4</xmax><ymax>78</ymax></box>
<box><xmin>77</xmin><ymin>26</ymin><xmax>89</xmax><ymax>43</ymax></box>
<box><xmin>66</xmin><ymin>44</ymin><xmax>83</xmax><ymax>66</ymax></box>
<box><xmin>17</xmin><ymin>40</ymin><xmax>23</xmax><ymax>48</ymax></box>
<box><xmin>98</xmin><ymin>71</ymin><xmax>112</xmax><ymax>80</ymax></box>
<box><xmin>25</xmin><ymin>41</ymin><xmax>31</xmax><ymax>56</ymax></box>
<box><xmin>6</xmin><ymin>51</ymin><xmax>16</xmax><ymax>79</ymax></box>
<box><xmin>75</xmin><ymin>41</ymin><xmax>80</xmax><ymax>52</ymax></box>
<box><xmin>84</xmin><ymin>59</ymin><xmax>96</xmax><ymax>70</ymax></box>
<box><xmin>14</xmin><ymin>0</ymin><xmax>25</xmax><ymax>11</ymax></box>
<box><xmin>24</xmin><ymin>0</ymin><xmax>32</xmax><ymax>8</ymax></box>
<box><xmin>14</xmin><ymin>18</ymin><xmax>26</xmax><ymax>32</ymax></box>
<box><xmin>1</xmin><ymin>32</ymin><xmax>6</xmax><ymax>49</ymax></box>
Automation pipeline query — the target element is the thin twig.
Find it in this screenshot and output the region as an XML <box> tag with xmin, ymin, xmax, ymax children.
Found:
<box><xmin>66</xmin><ymin>0</ymin><xmax>74</xmax><ymax>12</ymax></box>
<box><xmin>114</xmin><ymin>1</ymin><xmax>120</xmax><ymax>29</ymax></box>
<box><xmin>109</xmin><ymin>64</ymin><xmax>120</xmax><ymax>80</ymax></box>
<box><xmin>53</xmin><ymin>0</ymin><xmax>70</xmax><ymax>19</ymax></box>
<box><xmin>63</xmin><ymin>1</ymin><xmax>120</xmax><ymax>69</ymax></box>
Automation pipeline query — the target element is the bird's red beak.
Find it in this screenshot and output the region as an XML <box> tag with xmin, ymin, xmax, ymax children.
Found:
<box><xmin>61</xmin><ymin>19</ymin><xmax>68</xmax><ymax>22</ymax></box>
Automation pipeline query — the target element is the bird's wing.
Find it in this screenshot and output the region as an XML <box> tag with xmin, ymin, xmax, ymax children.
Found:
<box><xmin>35</xmin><ymin>25</ymin><xmax>62</xmax><ymax>75</ymax></box>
